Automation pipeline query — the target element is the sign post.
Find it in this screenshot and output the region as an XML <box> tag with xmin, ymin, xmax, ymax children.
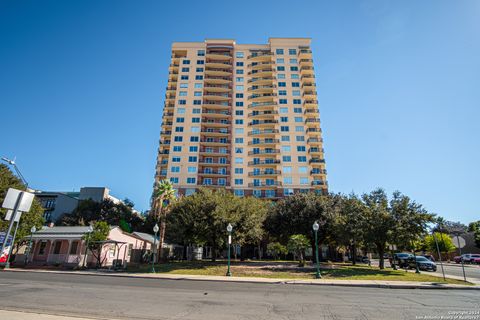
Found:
<box><xmin>451</xmin><ymin>235</ymin><xmax>467</xmax><ymax>282</ymax></box>
<box><xmin>0</xmin><ymin>188</ymin><xmax>34</xmax><ymax>268</ymax></box>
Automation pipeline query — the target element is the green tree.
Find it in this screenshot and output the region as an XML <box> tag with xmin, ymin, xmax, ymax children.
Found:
<box><xmin>390</xmin><ymin>191</ymin><xmax>435</xmax><ymax>251</ymax></box>
<box><xmin>265</xmin><ymin>192</ymin><xmax>339</xmax><ymax>260</ymax></box>
<box><xmin>424</xmin><ymin>232</ymin><xmax>456</xmax><ymax>255</ymax></box>
<box><xmin>152</xmin><ymin>179</ymin><xmax>176</xmax><ymax>261</ymax></box>
<box><xmin>362</xmin><ymin>188</ymin><xmax>393</xmax><ymax>269</ymax></box>
<box><xmin>335</xmin><ymin>193</ymin><xmax>366</xmax><ymax>265</ymax></box>
<box><xmin>287</xmin><ymin>234</ymin><xmax>310</xmax><ymax>266</ymax></box>
<box><xmin>267</xmin><ymin>242</ymin><xmax>288</xmax><ymax>260</ymax></box>
<box><xmin>59</xmin><ymin>199</ymin><xmax>144</xmax><ymax>232</ymax></box>
<box><xmin>83</xmin><ymin>221</ymin><xmax>110</xmax><ymax>268</ymax></box>
<box><xmin>0</xmin><ymin>164</ymin><xmax>44</xmax><ymax>251</ymax></box>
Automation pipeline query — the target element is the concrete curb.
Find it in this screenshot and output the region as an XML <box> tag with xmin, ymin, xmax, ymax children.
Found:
<box><xmin>2</xmin><ymin>268</ymin><xmax>479</xmax><ymax>290</ymax></box>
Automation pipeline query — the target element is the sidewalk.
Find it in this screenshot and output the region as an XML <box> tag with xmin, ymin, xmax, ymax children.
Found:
<box><xmin>3</xmin><ymin>268</ymin><xmax>480</xmax><ymax>290</ymax></box>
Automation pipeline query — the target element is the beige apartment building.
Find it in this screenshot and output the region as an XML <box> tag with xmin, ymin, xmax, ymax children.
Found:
<box><xmin>154</xmin><ymin>38</ymin><xmax>327</xmax><ymax>199</ymax></box>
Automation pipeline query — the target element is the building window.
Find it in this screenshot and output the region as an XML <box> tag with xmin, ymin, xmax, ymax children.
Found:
<box><xmin>195</xmin><ymin>75</ymin><xmax>203</xmax><ymax>80</ymax></box>
<box><xmin>187</xmin><ymin>177</ymin><xmax>196</xmax><ymax>184</ymax></box>
<box><xmin>236</xmin><ymin>69</ymin><xmax>244</xmax><ymax>74</ymax></box>
<box><xmin>175</xmin><ymin>127</ymin><xmax>184</xmax><ymax>132</ymax></box>
<box><xmin>235</xmin><ymin>102</ymin><xmax>244</xmax><ymax>107</ymax></box>
<box><xmin>170</xmin><ymin>177</ymin><xmax>179</xmax><ymax>183</ymax></box>
<box><xmin>289</xmin><ymin>49</ymin><xmax>297</xmax><ymax>55</ymax></box>
<box><xmin>278</xmin><ymin>82</ymin><xmax>286</xmax><ymax>87</ymax></box>
<box><xmin>294</xmin><ymin>107</ymin><xmax>302</xmax><ymax>113</ymax></box>
<box><xmin>295</xmin><ymin>126</ymin><xmax>304</xmax><ymax>132</ymax></box>
<box><xmin>180</xmin><ymin>75</ymin><xmax>188</xmax><ymax>80</ymax></box>
<box><xmin>298</xmin><ymin>156</ymin><xmax>307</xmax><ymax>162</ymax></box>
<box><xmin>276</xmin><ymin>58</ymin><xmax>284</xmax><ymax>64</ymax></box>
<box><xmin>188</xmin><ymin>166</ymin><xmax>197</xmax><ymax>173</ymax></box>
<box><xmin>296</xmin><ymin>136</ymin><xmax>305</xmax><ymax>142</ymax></box>
<box><xmin>300</xmin><ymin>177</ymin><xmax>309</xmax><ymax>185</ymax></box>
<box><xmin>171</xmin><ymin>166</ymin><xmax>180</xmax><ymax>173</ymax></box>
<box><xmin>194</xmin><ymin>83</ymin><xmax>203</xmax><ymax>88</ymax></box>
<box><xmin>177</xmin><ymin>108</ymin><xmax>185</xmax><ymax>114</ymax></box>
<box><xmin>236</xmin><ymin>85</ymin><xmax>244</xmax><ymax>91</ymax></box>
<box><xmin>277</xmin><ymin>74</ymin><xmax>285</xmax><ymax>79</ymax></box>
<box><xmin>290</xmin><ymin>58</ymin><xmax>297</xmax><ymax>64</ymax></box>
<box><xmin>295</xmin><ymin>117</ymin><xmax>303</xmax><ymax>123</ymax></box>
<box><xmin>182</xmin><ymin>59</ymin><xmax>190</xmax><ymax>64</ymax></box>
<box><xmin>173</xmin><ymin>146</ymin><xmax>182</xmax><ymax>152</ymax></box>
<box><xmin>193</xmin><ymin>108</ymin><xmax>201</xmax><ymax>114</ymax></box>
<box><xmin>280</xmin><ymin>117</ymin><xmax>288</xmax><ymax>122</ymax></box>
<box><xmin>235</xmin><ymin>138</ymin><xmax>243</xmax><ymax>143</ymax></box>
<box><xmin>172</xmin><ymin>157</ymin><xmax>181</xmax><ymax>162</ymax></box>
<box><xmin>293</xmin><ymin>99</ymin><xmax>302</xmax><ymax>104</ymax></box>
<box><xmin>236</xmin><ymin>77</ymin><xmax>243</xmax><ymax>82</ymax></box>
<box><xmin>281</xmin><ymin>135</ymin><xmax>290</xmax><ymax>142</ymax></box>
<box><xmin>283</xmin><ymin>177</ymin><xmax>292</xmax><ymax>185</ymax></box>
<box><xmin>236</xmin><ymin>52</ymin><xmax>244</xmax><ymax>58</ymax></box>
<box><xmin>176</xmin><ymin>117</ymin><xmax>184</xmax><ymax>123</ymax></box>
<box><xmin>188</xmin><ymin>156</ymin><xmax>198</xmax><ymax>162</ymax></box>
<box><xmin>192</xmin><ymin>117</ymin><xmax>200</xmax><ymax>123</ymax></box>
<box><xmin>235</xmin><ymin>128</ymin><xmax>244</xmax><ymax>134</ymax></box>
<box><xmin>283</xmin><ymin>166</ymin><xmax>292</xmax><ymax>173</ymax></box>
<box><xmin>197</xmin><ymin>60</ymin><xmax>205</xmax><ymax>64</ymax></box>
<box><xmin>292</xmin><ymin>90</ymin><xmax>301</xmax><ymax>96</ymax></box>
<box><xmin>197</xmin><ymin>50</ymin><xmax>205</xmax><ymax>56</ymax></box>
<box><xmin>193</xmin><ymin>100</ymin><xmax>202</xmax><ymax>105</ymax></box>
<box><xmin>290</xmin><ymin>66</ymin><xmax>298</xmax><ymax>71</ymax></box>
<box><xmin>292</xmin><ymin>82</ymin><xmax>300</xmax><ymax>87</ymax></box>
<box><xmin>279</xmin><ymin>107</ymin><xmax>288</xmax><ymax>113</ymax></box>
<box><xmin>174</xmin><ymin>136</ymin><xmax>183</xmax><ymax>142</ymax></box>
<box><xmin>234</xmin><ymin>189</ymin><xmax>244</xmax><ymax>196</ymax></box>
<box><xmin>181</xmin><ymin>67</ymin><xmax>189</xmax><ymax>72</ymax></box>
<box><xmin>235</xmin><ymin>110</ymin><xmax>243</xmax><ymax>115</ymax></box>
<box><xmin>236</xmin><ymin>61</ymin><xmax>244</xmax><ymax>66</ymax></box>
<box><xmin>280</xmin><ymin>126</ymin><xmax>289</xmax><ymax>132</ymax></box>
<box><xmin>235</xmin><ymin>168</ymin><xmax>243</xmax><ymax>174</ymax></box>
<box><xmin>235</xmin><ymin>93</ymin><xmax>244</xmax><ymax>98</ymax></box>
<box><xmin>235</xmin><ymin>179</ymin><xmax>243</xmax><ymax>185</ymax></box>
<box><xmin>180</xmin><ymin>83</ymin><xmax>188</xmax><ymax>88</ymax></box>
<box><xmin>282</xmin><ymin>146</ymin><xmax>291</xmax><ymax>152</ymax></box>
<box><xmin>189</xmin><ymin>146</ymin><xmax>198</xmax><ymax>152</ymax></box>
<box><xmin>190</xmin><ymin>136</ymin><xmax>199</xmax><ymax>142</ymax></box>
<box><xmin>194</xmin><ymin>91</ymin><xmax>202</xmax><ymax>96</ymax></box>
<box><xmin>279</xmin><ymin>99</ymin><xmax>287</xmax><ymax>104</ymax></box>
<box><xmin>282</xmin><ymin>156</ymin><xmax>291</xmax><ymax>162</ymax></box>
<box><xmin>196</xmin><ymin>67</ymin><xmax>204</xmax><ymax>72</ymax></box>
<box><xmin>277</xmin><ymin>66</ymin><xmax>285</xmax><ymax>71</ymax></box>
<box><xmin>297</xmin><ymin>146</ymin><xmax>306</xmax><ymax>152</ymax></box>
<box><xmin>276</xmin><ymin>48</ymin><xmax>284</xmax><ymax>55</ymax></box>
<box><xmin>299</xmin><ymin>166</ymin><xmax>308</xmax><ymax>174</ymax></box>
<box><xmin>235</xmin><ymin>119</ymin><xmax>243</xmax><ymax>125</ymax></box>
<box><xmin>235</xmin><ymin>157</ymin><xmax>243</xmax><ymax>164</ymax></box>
<box><xmin>179</xmin><ymin>91</ymin><xmax>187</xmax><ymax>96</ymax></box>
<box><xmin>291</xmin><ymin>74</ymin><xmax>299</xmax><ymax>79</ymax></box>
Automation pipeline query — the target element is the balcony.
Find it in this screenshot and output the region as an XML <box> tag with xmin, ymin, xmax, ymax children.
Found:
<box><xmin>248</xmin><ymin>62</ymin><xmax>273</xmax><ymax>69</ymax></box>
<box><xmin>308</xmin><ymin>148</ymin><xmax>323</xmax><ymax>155</ymax></box>
<box><xmin>248</xmin><ymin>170</ymin><xmax>281</xmax><ymax>177</ymax></box>
<box><xmin>205</xmin><ymin>69</ymin><xmax>232</xmax><ymax>77</ymax></box>
<box><xmin>198</xmin><ymin>160</ymin><xmax>230</xmax><ymax>166</ymax></box>
<box><xmin>203</xmin><ymin>93</ymin><xmax>231</xmax><ymax>101</ymax></box>
<box><xmin>247</xmin><ymin>93</ymin><xmax>277</xmax><ymax>102</ymax></box>
<box><xmin>199</xmin><ymin>182</ymin><xmax>231</xmax><ymax>187</ymax></box>
<box><xmin>303</xmin><ymin>91</ymin><xmax>317</xmax><ymax>99</ymax></box>
<box><xmin>305</xmin><ymin>119</ymin><xmax>321</xmax><ymax>127</ymax></box>
<box><xmin>248</xmin><ymin>69</ymin><xmax>274</xmax><ymax>77</ymax></box>
<box><xmin>160</xmin><ymin>131</ymin><xmax>171</xmax><ymax>136</ymax></box>
<box><xmin>311</xmin><ymin>180</ymin><xmax>326</xmax><ymax>186</ymax></box>
<box><xmin>298</xmin><ymin>49</ymin><xmax>312</xmax><ymax>59</ymax></box>
<box><xmin>248</xmin><ymin>181</ymin><xmax>282</xmax><ymax>188</ymax></box>
<box><xmin>247</xmin><ymin>101</ymin><xmax>277</xmax><ymax>110</ymax></box>
<box><xmin>198</xmin><ymin>170</ymin><xmax>229</xmax><ymax>177</ymax></box>
<box><xmin>248</xmin><ymin>120</ymin><xmax>278</xmax><ymax>127</ymax></box>
<box><xmin>301</xmin><ymin>75</ymin><xmax>315</xmax><ymax>83</ymax></box>
<box><xmin>311</xmin><ymin>169</ymin><xmax>327</xmax><ymax>175</ymax></box>
<box><xmin>202</xmin><ymin>120</ymin><xmax>230</xmax><ymax>127</ymax></box>
<box><xmin>199</xmin><ymin>149</ymin><xmax>230</xmax><ymax>156</ymax></box>
<box><xmin>202</xmin><ymin>110</ymin><xmax>231</xmax><ymax>118</ymax></box>
<box><xmin>200</xmin><ymin>139</ymin><xmax>229</xmax><ymax>146</ymax></box>
<box><xmin>247</xmin><ymin>77</ymin><xmax>275</xmax><ymax>85</ymax></box>
<box><xmin>247</xmin><ymin>85</ymin><xmax>276</xmax><ymax>93</ymax></box>
<box><xmin>247</xmin><ymin>129</ymin><xmax>279</xmax><ymax>136</ymax></box>
<box><xmin>203</xmin><ymin>102</ymin><xmax>231</xmax><ymax>110</ymax></box>
<box><xmin>299</xmin><ymin>59</ymin><xmax>313</xmax><ymax>66</ymax></box>
<box><xmin>247</xmin><ymin>159</ymin><xmax>280</xmax><ymax>166</ymax></box>
<box><xmin>306</xmin><ymin>128</ymin><xmax>322</xmax><ymax>134</ymax></box>
<box><xmin>309</xmin><ymin>158</ymin><xmax>326</xmax><ymax>164</ymax></box>
<box><xmin>205</xmin><ymin>62</ymin><xmax>233</xmax><ymax>69</ymax></box>
<box><xmin>307</xmin><ymin>137</ymin><xmax>323</xmax><ymax>144</ymax></box>
<box><xmin>247</xmin><ymin>52</ymin><xmax>273</xmax><ymax>62</ymax></box>
<box><xmin>206</xmin><ymin>52</ymin><xmax>232</xmax><ymax>60</ymax></box>
<box><xmin>248</xmin><ymin>111</ymin><xmax>278</xmax><ymax>119</ymax></box>
<box><xmin>163</xmin><ymin>112</ymin><xmax>174</xmax><ymax>118</ymax></box>
<box><xmin>248</xmin><ymin>138</ymin><xmax>279</xmax><ymax>146</ymax></box>
<box><xmin>204</xmin><ymin>84</ymin><xmax>231</xmax><ymax>93</ymax></box>
<box><xmin>300</xmin><ymin>67</ymin><xmax>315</xmax><ymax>75</ymax></box>
<box><xmin>200</xmin><ymin>129</ymin><xmax>229</xmax><ymax>136</ymax></box>
<box><xmin>204</xmin><ymin>76</ymin><xmax>232</xmax><ymax>85</ymax></box>
<box><xmin>248</xmin><ymin>149</ymin><xmax>280</xmax><ymax>156</ymax></box>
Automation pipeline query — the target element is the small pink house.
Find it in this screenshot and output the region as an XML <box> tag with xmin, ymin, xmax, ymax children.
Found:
<box><xmin>17</xmin><ymin>226</ymin><xmax>150</xmax><ymax>269</ymax></box>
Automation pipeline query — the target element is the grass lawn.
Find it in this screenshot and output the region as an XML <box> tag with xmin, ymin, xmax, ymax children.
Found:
<box><xmin>128</xmin><ymin>261</ymin><xmax>469</xmax><ymax>285</ymax></box>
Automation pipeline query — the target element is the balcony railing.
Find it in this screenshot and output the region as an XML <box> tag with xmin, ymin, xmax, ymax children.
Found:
<box><xmin>247</xmin><ymin>129</ymin><xmax>279</xmax><ymax>136</ymax></box>
<box><xmin>248</xmin><ymin>149</ymin><xmax>280</xmax><ymax>156</ymax></box>
<box><xmin>248</xmin><ymin>181</ymin><xmax>282</xmax><ymax>187</ymax></box>
<box><xmin>309</xmin><ymin>158</ymin><xmax>326</xmax><ymax>164</ymax></box>
<box><xmin>248</xmin><ymin>159</ymin><xmax>280</xmax><ymax>166</ymax></box>
<box><xmin>248</xmin><ymin>170</ymin><xmax>281</xmax><ymax>177</ymax></box>
<box><xmin>248</xmin><ymin>111</ymin><xmax>278</xmax><ymax>117</ymax></box>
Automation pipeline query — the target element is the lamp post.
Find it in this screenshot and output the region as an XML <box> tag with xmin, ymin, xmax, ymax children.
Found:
<box><xmin>312</xmin><ymin>221</ymin><xmax>321</xmax><ymax>279</ymax></box>
<box><xmin>226</xmin><ymin>223</ymin><xmax>232</xmax><ymax>277</ymax></box>
<box><xmin>24</xmin><ymin>225</ymin><xmax>36</xmax><ymax>265</ymax></box>
<box><xmin>152</xmin><ymin>223</ymin><xmax>159</xmax><ymax>273</ymax></box>
<box><xmin>82</xmin><ymin>225</ymin><xmax>93</xmax><ymax>268</ymax></box>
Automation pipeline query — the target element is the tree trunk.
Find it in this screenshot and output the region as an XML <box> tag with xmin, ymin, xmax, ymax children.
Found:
<box><xmin>158</xmin><ymin>213</ymin><xmax>166</xmax><ymax>262</ymax></box>
<box><xmin>352</xmin><ymin>241</ymin><xmax>357</xmax><ymax>266</ymax></box>
<box><xmin>377</xmin><ymin>244</ymin><xmax>385</xmax><ymax>269</ymax></box>
<box><xmin>211</xmin><ymin>236</ymin><xmax>217</xmax><ymax>262</ymax></box>
<box><xmin>240</xmin><ymin>245</ymin><xmax>246</xmax><ymax>261</ymax></box>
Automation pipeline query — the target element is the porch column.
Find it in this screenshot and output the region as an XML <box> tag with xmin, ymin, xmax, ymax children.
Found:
<box><xmin>65</xmin><ymin>240</ymin><xmax>72</xmax><ymax>263</ymax></box>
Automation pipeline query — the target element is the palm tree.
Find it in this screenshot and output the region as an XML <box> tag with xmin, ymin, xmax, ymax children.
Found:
<box><xmin>152</xmin><ymin>179</ymin><xmax>176</xmax><ymax>261</ymax></box>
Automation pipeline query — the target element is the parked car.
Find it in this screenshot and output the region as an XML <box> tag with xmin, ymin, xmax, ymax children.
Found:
<box><xmin>408</xmin><ymin>256</ymin><xmax>437</xmax><ymax>272</ymax></box>
<box><xmin>390</xmin><ymin>253</ymin><xmax>414</xmax><ymax>268</ymax></box>
<box><xmin>465</xmin><ymin>254</ymin><xmax>480</xmax><ymax>264</ymax></box>
<box><xmin>454</xmin><ymin>254</ymin><xmax>480</xmax><ymax>264</ymax></box>
<box><xmin>473</xmin><ymin>256</ymin><xmax>480</xmax><ymax>264</ymax></box>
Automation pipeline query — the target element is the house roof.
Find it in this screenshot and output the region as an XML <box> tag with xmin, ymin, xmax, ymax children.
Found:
<box><xmin>132</xmin><ymin>232</ymin><xmax>158</xmax><ymax>244</ymax></box>
<box><xmin>31</xmin><ymin>226</ymin><xmax>92</xmax><ymax>240</ymax></box>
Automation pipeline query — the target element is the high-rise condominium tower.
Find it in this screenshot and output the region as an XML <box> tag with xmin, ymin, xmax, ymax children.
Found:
<box><xmin>154</xmin><ymin>38</ymin><xmax>327</xmax><ymax>198</ymax></box>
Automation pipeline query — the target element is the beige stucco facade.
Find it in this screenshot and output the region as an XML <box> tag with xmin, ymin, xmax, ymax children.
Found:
<box><xmin>155</xmin><ymin>38</ymin><xmax>327</xmax><ymax>198</ymax></box>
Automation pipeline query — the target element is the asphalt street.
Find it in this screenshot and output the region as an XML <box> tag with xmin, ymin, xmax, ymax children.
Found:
<box><xmin>0</xmin><ymin>271</ymin><xmax>478</xmax><ymax>320</ymax></box>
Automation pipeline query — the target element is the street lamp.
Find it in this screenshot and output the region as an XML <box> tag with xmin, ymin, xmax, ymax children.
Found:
<box><xmin>82</xmin><ymin>225</ymin><xmax>93</xmax><ymax>268</ymax></box>
<box><xmin>24</xmin><ymin>225</ymin><xmax>36</xmax><ymax>265</ymax></box>
<box><xmin>226</xmin><ymin>223</ymin><xmax>233</xmax><ymax>277</ymax></box>
<box><xmin>152</xmin><ymin>223</ymin><xmax>159</xmax><ymax>273</ymax></box>
<box><xmin>312</xmin><ymin>221</ymin><xmax>321</xmax><ymax>279</ymax></box>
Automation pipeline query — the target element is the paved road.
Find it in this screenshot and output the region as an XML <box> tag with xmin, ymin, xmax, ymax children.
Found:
<box><xmin>0</xmin><ymin>271</ymin><xmax>478</xmax><ymax>320</ymax></box>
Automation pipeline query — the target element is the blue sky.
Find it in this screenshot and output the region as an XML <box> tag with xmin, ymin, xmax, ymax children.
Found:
<box><xmin>1</xmin><ymin>0</ymin><xmax>479</xmax><ymax>223</ymax></box>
